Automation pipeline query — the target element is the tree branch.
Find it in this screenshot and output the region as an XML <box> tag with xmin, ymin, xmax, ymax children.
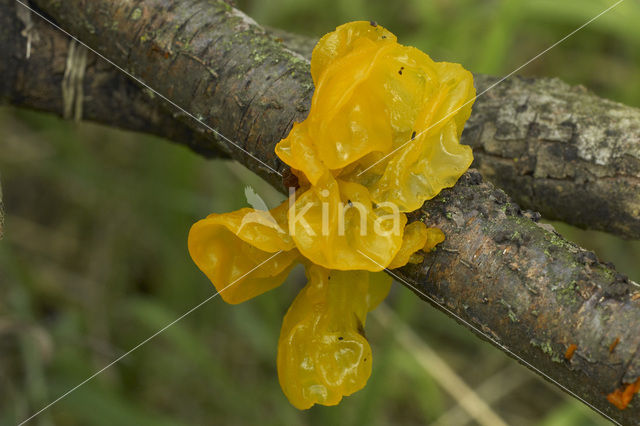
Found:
<box><xmin>1</xmin><ymin>0</ymin><xmax>640</xmax><ymax>422</ymax></box>
<box><xmin>467</xmin><ymin>76</ymin><xmax>640</xmax><ymax>240</ymax></box>
<box><xmin>3</xmin><ymin>1</ymin><xmax>640</xmax><ymax>238</ymax></box>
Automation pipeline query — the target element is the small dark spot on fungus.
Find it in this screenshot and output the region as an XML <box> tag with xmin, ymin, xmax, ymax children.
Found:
<box><xmin>347</xmin><ymin>199</ymin><xmax>353</xmax><ymax>206</ymax></box>
<box><xmin>609</xmin><ymin>337</ymin><xmax>620</xmax><ymax>353</ymax></box>
<box><xmin>338</xmin><ymin>336</ymin><xmax>343</xmax><ymax>340</ymax></box>
<box><xmin>398</xmin><ymin>66</ymin><xmax>404</xmax><ymax>75</ymax></box>
<box><xmin>411</xmin><ymin>131</ymin><xmax>416</xmax><ymax>140</ymax></box>
<box><xmin>607</xmin><ymin>377</ymin><xmax>640</xmax><ymax>410</ymax></box>
<box><xmin>370</xmin><ymin>20</ymin><xmax>377</xmax><ymax>27</ymax></box>
<box><xmin>381</xmin><ymin>35</ymin><xmax>387</xmax><ymax>39</ymax></box>
<box><xmin>355</xmin><ymin>314</ymin><xmax>366</xmax><ymax>338</ymax></box>
<box><xmin>564</xmin><ymin>344</ymin><xmax>577</xmax><ymax>360</ymax></box>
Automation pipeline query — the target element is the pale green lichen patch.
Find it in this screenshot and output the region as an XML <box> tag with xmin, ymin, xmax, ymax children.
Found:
<box><xmin>553</xmin><ymin>280</ymin><xmax>582</xmax><ymax>309</ymax></box>
<box><xmin>252</xmin><ymin>50</ymin><xmax>268</xmax><ymax>64</ymax></box>
<box><xmin>499</xmin><ymin>299</ymin><xmax>519</xmax><ymax>323</ymax></box>
<box><xmin>530</xmin><ymin>338</ymin><xmax>564</xmax><ymax>364</ymax></box>
<box><xmin>130</xmin><ymin>8</ymin><xmax>142</xmax><ymax>21</ymax></box>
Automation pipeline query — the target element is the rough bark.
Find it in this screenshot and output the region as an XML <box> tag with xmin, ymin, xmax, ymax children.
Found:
<box><xmin>0</xmin><ymin>3</ymin><xmax>226</xmax><ymax>159</ymax></box>
<box><xmin>400</xmin><ymin>170</ymin><xmax>640</xmax><ymax>424</ymax></box>
<box><xmin>2</xmin><ymin>2</ymin><xmax>640</xmax><ymax>238</ymax></box>
<box><xmin>466</xmin><ymin>76</ymin><xmax>640</xmax><ymax>240</ymax></box>
<box><xmin>0</xmin><ymin>176</ymin><xmax>3</xmax><ymax>239</ymax></box>
<box><xmin>1</xmin><ymin>0</ymin><xmax>639</xmax><ymax>423</ymax></box>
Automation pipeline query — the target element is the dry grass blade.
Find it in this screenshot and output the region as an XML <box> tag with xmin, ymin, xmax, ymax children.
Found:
<box><xmin>372</xmin><ymin>303</ymin><xmax>509</xmax><ymax>426</ymax></box>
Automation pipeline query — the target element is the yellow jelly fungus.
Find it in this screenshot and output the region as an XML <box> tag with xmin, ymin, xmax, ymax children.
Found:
<box><xmin>387</xmin><ymin>221</ymin><xmax>429</xmax><ymax>269</ymax></box>
<box><xmin>277</xmin><ymin>264</ymin><xmax>392</xmax><ymax>409</ymax></box>
<box><xmin>188</xmin><ymin>20</ymin><xmax>474</xmax><ymax>410</ymax></box>
<box><xmin>423</xmin><ymin>227</ymin><xmax>446</xmax><ymax>252</ymax></box>
<box><xmin>276</xmin><ymin>20</ymin><xmax>475</xmax><ymax>212</ymax></box>
<box><xmin>289</xmin><ymin>175</ymin><xmax>406</xmax><ymax>271</ymax></box>
<box><xmin>188</xmin><ymin>200</ymin><xmax>299</xmax><ymax>304</ymax></box>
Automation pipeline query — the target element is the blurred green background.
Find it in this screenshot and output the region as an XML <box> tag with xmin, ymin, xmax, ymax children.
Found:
<box><xmin>1</xmin><ymin>0</ymin><xmax>639</xmax><ymax>424</ymax></box>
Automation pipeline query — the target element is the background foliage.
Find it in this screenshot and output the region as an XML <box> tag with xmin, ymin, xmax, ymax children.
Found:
<box><xmin>1</xmin><ymin>0</ymin><xmax>639</xmax><ymax>424</ymax></box>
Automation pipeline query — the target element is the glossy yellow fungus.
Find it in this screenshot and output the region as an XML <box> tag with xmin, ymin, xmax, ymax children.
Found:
<box><xmin>423</xmin><ymin>227</ymin><xmax>446</xmax><ymax>252</ymax></box>
<box><xmin>276</xmin><ymin>20</ymin><xmax>475</xmax><ymax>212</ymax></box>
<box><xmin>289</xmin><ymin>175</ymin><xmax>406</xmax><ymax>271</ymax></box>
<box><xmin>387</xmin><ymin>221</ymin><xmax>429</xmax><ymax>269</ymax></box>
<box><xmin>189</xmin><ymin>20</ymin><xmax>474</xmax><ymax>410</ymax></box>
<box><xmin>188</xmin><ymin>200</ymin><xmax>299</xmax><ymax>304</ymax></box>
<box><xmin>277</xmin><ymin>265</ymin><xmax>392</xmax><ymax>409</ymax></box>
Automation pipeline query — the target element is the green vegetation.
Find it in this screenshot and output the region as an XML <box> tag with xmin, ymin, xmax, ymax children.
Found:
<box><xmin>2</xmin><ymin>0</ymin><xmax>639</xmax><ymax>424</ymax></box>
